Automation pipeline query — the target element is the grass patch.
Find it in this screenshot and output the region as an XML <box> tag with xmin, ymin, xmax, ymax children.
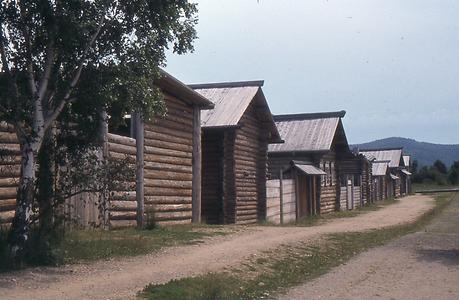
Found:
<box><xmin>57</xmin><ymin>225</ymin><xmax>229</xmax><ymax>264</ymax></box>
<box><xmin>413</xmin><ymin>182</ymin><xmax>459</xmax><ymax>193</ymax></box>
<box><xmin>140</xmin><ymin>192</ymin><xmax>457</xmax><ymax>300</ymax></box>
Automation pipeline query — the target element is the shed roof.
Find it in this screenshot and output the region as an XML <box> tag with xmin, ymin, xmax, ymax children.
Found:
<box><xmin>269</xmin><ymin>111</ymin><xmax>348</xmax><ymax>153</ymax></box>
<box><xmin>157</xmin><ymin>70</ymin><xmax>214</xmax><ymax>109</ymax></box>
<box><xmin>372</xmin><ymin>160</ymin><xmax>390</xmax><ymax>176</ymax></box>
<box><xmin>359</xmin><ymin>148</ymin><xmax>404</xmax><ymax>168</ymax></box>
<box><xmin>291</xmin><ymin>161</ymin><xmax>327</xmax><ymax>176</ymax></box>
<box><xmin>189</xmin><ymin>81</ymin><xmax>282</xmax><ymax>143</ymax></box>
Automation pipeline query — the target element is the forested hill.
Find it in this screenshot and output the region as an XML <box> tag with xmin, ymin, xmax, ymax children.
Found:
<box><xmin>352</xmin><ymin>137</ymin><xmax>459</xmax><ymax>167</ymax></box>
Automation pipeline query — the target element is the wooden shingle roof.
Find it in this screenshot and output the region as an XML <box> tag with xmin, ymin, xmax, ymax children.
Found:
<box><xmin>269</xmin><ymin>111</ymin><xmax>347</xmax><ymax>153</ymax></box>
<box><xmin>359</xmin><ymin>148</ymin><xmax>405</xmax><ymax>168</ymax></box>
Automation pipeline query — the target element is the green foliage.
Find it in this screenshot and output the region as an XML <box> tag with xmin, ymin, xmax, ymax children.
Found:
<box><xmin>433</xmin><ymin>160</ymin><xmax>448</xmax><ymax>174</ymax></box>
<box><xmin>448</xmin><ymin>161</ymin><xmax>459</xmax><ymax>185</ymax></box>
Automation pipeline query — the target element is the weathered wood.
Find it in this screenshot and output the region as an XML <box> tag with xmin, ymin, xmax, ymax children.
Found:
<box><xmin>134</xmin><ymin>113</ymin><xmax>145</xmax><ymax>229</ymax></box>
<box><xmin>192</xmin><ymin>106</ymin><xmax>202</xmax><ymax>223</ymax></box>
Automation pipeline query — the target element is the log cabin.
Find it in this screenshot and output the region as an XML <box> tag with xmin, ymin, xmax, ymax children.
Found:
<box><xmin>359</xmin><ymin>148</ymin><xmax>406</xmax><ymax>199</ymax></box>
<box><xmin>268</xmin><ymin>111</ymin><xmax>351</xmax><ymax>216</ymax></box>
<box><xmin>189</xmin><ymin>81</ymin><xmax>282</xmax><ymax>225</ymax></box>
<box><xmin>370</xmin><ymin>160</ymin><xmax>391</xmax><ymax>200</ymax></box>
<box><xmin>109</xmin><ymin>70</ymin><xmax>214</xmax><ymax>228</ymax></box>
<box><xmin>0</xmin><ymin>70</ymin><xmax>215</xmax><ymax>229</ymax></box>
<box><xmin>402</xmin><ymin>155</ymin><xmax>412</xmax><ymax>194</ymax></box>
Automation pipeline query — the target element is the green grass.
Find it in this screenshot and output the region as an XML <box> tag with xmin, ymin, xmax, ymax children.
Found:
<box><xmin>140</xmin><ymin>192</ymin><xmax>457</xmax><ymax>300</ymax></box>
<box><xmin>413</xmin><ymin>182</ymin><xmax>459</xmax><ymax>192</ymax></box>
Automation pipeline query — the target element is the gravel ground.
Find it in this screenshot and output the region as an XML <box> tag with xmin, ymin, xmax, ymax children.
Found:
<box><xmin>278</xmin><ymin>193</ymin><xmax>459</xmax><ymax>300</ymax></box>
<box><xmin>0</xmin><ymin>194</ymin><xmax>434</xmax><ymax>300</ymax></box>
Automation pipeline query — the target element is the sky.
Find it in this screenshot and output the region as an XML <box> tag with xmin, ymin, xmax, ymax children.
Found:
<box><xmin>165</xmin><ymin>0</ymin><xmax>459</xmax><ymax>145</ymax></box>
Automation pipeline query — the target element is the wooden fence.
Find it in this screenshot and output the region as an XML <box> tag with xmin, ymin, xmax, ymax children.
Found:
<box><xmin>266</xmin><ymin>179</ymin><xmax>296</xmax><ymax>224</ymax></box>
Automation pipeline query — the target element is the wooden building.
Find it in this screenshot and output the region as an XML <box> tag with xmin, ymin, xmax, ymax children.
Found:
<box><xmin>338</xmin><ymin>153</ymin><xmax>373</xmax><ymax>210</ymax></box>
<box><xmin>268</xmin><ymin>111</ymin><xmax>350</xmax><ymax>216</ymax></box>
<box><xmin>370</xmin><ymin>160</ymin><xmax>391</xmax><ymax>200</ymax></box>
<box><xmin>402</xmin><ymin>155</ymin><xmax>412</xmax><ymax>194</ymax></box>
<box><xmin>359</xmin><ymin>148</ymin><xmax>406</xmax><ymax>199</ymax></box>
<box><xmin>0</xmin><ymin>70</ymin><xmax>215</xmax><ymax>228</ymax></box>
<box><xmin>189</xmin><ymin>81</ymin><xmax>282</xmax><ymax>225</ymax></box>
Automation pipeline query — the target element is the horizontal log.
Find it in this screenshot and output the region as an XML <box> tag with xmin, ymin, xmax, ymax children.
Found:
<box><xmin>144</xmin><ymin>145</ymin><xmax>191</xmax><ymax>159</ymax></box>
<box><xmin>145</xmin><ymin>203</ymin><xmax>192</xmax><ymax>212</ymax></box>
<box><xmin>110</xmin><ymin>200</ymin><xmax>137</xmax><ymax>211</ymax></box>
<box><xmin>144</xmin><ymin>179</ymin><xmax>192</xmax><ymax>189</ymax></box>
<box><xmin>0</xmin><ymin>144</ymin><xmax>20</xmax><ymax>155</ymax></box>
<box><xmin>110</xmin><ymin>219</ymin><xmax>136</xmax><ymax>229</ymax></box>
<box><xmin>0</xmin><ymin>132</ymin><xmax>18</xmax><ymax>144</ymax></box>
<box><xmin>0</xmin><ymin>199</ymin><xmax>16</xmax><ymax>211</ymax></box>
<box><xmin>0</xmin><ymin>187</ymin><xmax>18</xmax><ymax>200</ymax></box>
<box><xmin>146</xmin><ymin>118</ymin><xmax>193</xmax><ymax>135</ymax></box>
<box><xmin>0</xmin><ymin>122</ymin><xmax>15</xmax><ymax>132</ymax></box>
<box><xmin>107</xmin><ymin>133</ymin><xmax>136</xmax><ymax>147</ymax></box>
<box><xmin>144</xmin><ymin>161</ymin><xmax>192</xmax><ymax>174</ymax></box>
<box><xmin>153</xmin><ymin>210</ymin><xmax>192</xmax><ymax>221</ymax></box>
<box><xmin>144</xmin><ymin>138</ymin><xmax>192</xmax><ymax>153</ymax></box>
<box><xmin>108</xmin><ymin>142</ymin><xmax>136</xmax><ymax>155</ymax></box>
<box><xmin>145</xmin><ymin>195</ymin><xmax>192</xmax><ymax>204</ymax></box>
<box><xmin>144</xmin><ymin>154</ymin><xmax>192</xmax><ymax>167</ymax></box>
<box><xmin>144</xmin><ymin>170</ymin><xmax>192</xmax><ymax>181</ymax></box>
<box><xmin>145</xmin><ymin>187</ymin><xmax>192</xmax><ymax>197</ymax></box>
<box><xmin>108</xmin><ymin>151</ymin><xmax>136</xmax><ymax>162</ymax></box>
<box><xmin>0</xmin><ymin>210</ymin><xmax>14</xmax><ymax>223</ymax></box>
<box><xmin>0</xmin><ymin>156</ymin><xmax>21</xmax><ymax>165</ymax></box>
<box><xmin>109</xmin><ymin>211</ymin><xmax>137</xmax><ymax>220</ymax></box>
<box><xmin>0</xmin><ymin>178</ymin><xmax>19</xmax><ymax>187</ymax></box>
<box><xmin>144</xmin><ymin>130</ymin><xmax>192</xmax><ymax>146</ymax></box>
<box><xmin>109</xmin><ymin>191</ymin><xmax>136</xmax><ymax>201</ymax></box>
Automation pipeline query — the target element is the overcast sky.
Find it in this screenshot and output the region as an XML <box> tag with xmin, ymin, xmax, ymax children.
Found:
<box><xmin>165</xmin><ymin>0</ymin><xmax>459</xmax><ymax>144</ymax></box>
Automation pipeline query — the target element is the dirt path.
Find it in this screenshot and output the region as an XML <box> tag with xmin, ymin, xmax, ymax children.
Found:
<box><xmin>279</xmin><ymin>193</ymin><xmax>459</xmax><ymax>300</ymax></box>
<box><xmin>0</xmin><ymin>194</ymin><xmax>434</xmax><ymax>300</ymax></box>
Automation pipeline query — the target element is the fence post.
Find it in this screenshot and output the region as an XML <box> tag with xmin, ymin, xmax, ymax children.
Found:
<box><xmin>279</xmin><ymin>168</ymin><xmax>284</xmax><ymax>225</ymax></box>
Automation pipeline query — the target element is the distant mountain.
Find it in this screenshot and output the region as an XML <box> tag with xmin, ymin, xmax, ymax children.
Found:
<box><xmin>352</xmin><ymin>137</ymin><xmax>459</xmax><ymax>167</ymax></box>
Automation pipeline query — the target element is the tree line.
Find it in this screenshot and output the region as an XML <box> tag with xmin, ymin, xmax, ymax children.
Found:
<box><xmin>411</xmin><ymin>160</ymin><xmax>459</xmax><ymax>186</ymax></box>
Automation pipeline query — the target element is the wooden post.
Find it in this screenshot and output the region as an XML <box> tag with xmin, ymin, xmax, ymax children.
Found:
<box><xmin>134</xmin><ymin>112</ymin><xmax>145</xmax><ymax>229</ymax></box>
<box><xmin>192</xmin><ymin>106</ymin><xmax>202</xmax><ymax>223</ymax></box>
<box><xmin>99</xmin><ymin>109</ymin><xmax>109</xmax><ymax>229</ymax></box>
<box><xmin>294</xmin><ymin>169</ymin><xmax>300</xmax><ymax>221</ymax></box>
<box><xmin>279</xmin><ymin>168</ymin><xmax>284</xmax><ymax>225</ymax></box>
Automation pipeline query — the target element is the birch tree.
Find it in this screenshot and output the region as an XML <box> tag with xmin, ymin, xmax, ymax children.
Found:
<box><xmin>0</xmin><ymin>0</ymin><xmax>197</xmax><ymax>264</ymax></box>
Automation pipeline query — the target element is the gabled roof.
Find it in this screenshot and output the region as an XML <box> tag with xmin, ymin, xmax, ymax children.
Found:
<box><xmin>189</xmin><ymin>81</ymin><xmax>282</xmax><ymax>143</ymax></box>
<box><xmin>156</xmin><ymin>70</ymin><xmax>214</xmax><ymax>109</ymax></box>
<box><xmin>269</xmin><ymin>111</ymin><xmax>348</xmax><ymax>153</ymax></box>
<box><xmin>372</xmin><ymin>160</ymin><xmax>390</xmax><ymax>176</ymax></box>
<box><xmin>359</xmin><ymin>148</ymin><xmax>404</xmax><ymax>168</ymax></box>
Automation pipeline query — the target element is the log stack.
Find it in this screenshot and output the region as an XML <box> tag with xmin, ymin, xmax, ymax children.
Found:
<box><xmin>0</xmin><ymin>122</ymin><xmax>19</xmax><ymax>227</ymax></box>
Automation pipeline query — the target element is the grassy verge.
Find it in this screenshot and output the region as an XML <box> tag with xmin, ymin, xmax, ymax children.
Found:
<box><xmin>0</xmin><ymin>224</ymin><xmax>232</xmax><ymax>271</ymax></box>
<box><xmin>413</xmin><ymin>182</ymin><xmax>459</xmax><ymax>193</ymax></box>
<box><xmin>139</xmin><ymin>192</ymin><xmax>457</xmax><ymax>300</ymax></box>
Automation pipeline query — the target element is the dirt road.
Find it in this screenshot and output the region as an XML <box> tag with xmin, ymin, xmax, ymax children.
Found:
<box><xmin>0</xmin><ymin>194</ymin><xmax>434</xmax><ymax>300</ymax></box>
<box><xmin>279</xmin><ymin>193</ymin><xmax>459</xmax><ymax>300</ymax></box>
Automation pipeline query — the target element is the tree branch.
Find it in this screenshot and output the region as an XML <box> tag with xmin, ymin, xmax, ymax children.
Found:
<box><xmin>44</xmin><ymin>17</ymin><xmax>105</xmax><ymax>131</ymax></box>
<box><xmin>0</xmin><ymin>27</ymin><xmax>10</xmax><ymax>74</ymax></box>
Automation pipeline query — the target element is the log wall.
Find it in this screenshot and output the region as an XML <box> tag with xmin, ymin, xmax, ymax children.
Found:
<box><xmin>143</xmin><ymin>94</ymin><xmax>195</xmax><ymax>226</ymax></box>
<box><xmin>234</xmin><ymin>102</ymin><xmax>268</xmax><ymax>224</ymax></box>
<box><xmin>106</xmin><ymin>133</ymin><xmax>137</xmax><ymax>229</ymax></box>
<box><xmin>266</xmin><ymin>179</ymin><xmax>296</xmax><ymax>224</ymax></box>
<box><xmin>319</xmin><ymin>152</ymin><xmax>338</xmax><ymax>214</ymax></box>
<box><xmin>0</xmin><ymin>122</ymin><xmax>19</xmax><ymax>227</ymax></box>
<box><xmin>268</xmin><ymin>153</ymin><xmax>314</xmax><ymax>180</ymax></box>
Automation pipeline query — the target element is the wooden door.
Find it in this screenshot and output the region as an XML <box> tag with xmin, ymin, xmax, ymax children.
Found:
<box><xmin>347</xmin><ymin>176</ymin><xmax>353</xmax><ymax>210</ymax></box>
<box><xmin>298</xmin><ymin>175</ymin><xmax>309</xmax><ymax>218</ymax></box>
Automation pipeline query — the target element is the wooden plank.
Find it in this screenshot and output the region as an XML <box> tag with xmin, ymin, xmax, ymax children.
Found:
<box><xmin>134</xmin><ymin>113</ymin><xmax>145</xmax><ymax>228</ymax></box>
<box><xmin>192</xmin><ymin>106</ymin><xmax>201</xmax><ymax>223</ymax></box>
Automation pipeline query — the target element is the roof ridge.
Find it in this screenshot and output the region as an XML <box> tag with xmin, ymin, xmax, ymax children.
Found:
<box><xmin>273</xmin><ymin>111</ymin><xmax>346</xmax><ymax>121</ymax></box>
<box><xmin>188</xmin><ymin>80</ymin><xmax>264</xmax><ymax>89</ymax></box>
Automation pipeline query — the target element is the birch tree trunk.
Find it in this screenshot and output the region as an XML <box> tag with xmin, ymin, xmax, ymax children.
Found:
<box><xmin>9</xmin><ymin>139</ymin><xmax>39</xmax><ymax>266</ymax></box>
